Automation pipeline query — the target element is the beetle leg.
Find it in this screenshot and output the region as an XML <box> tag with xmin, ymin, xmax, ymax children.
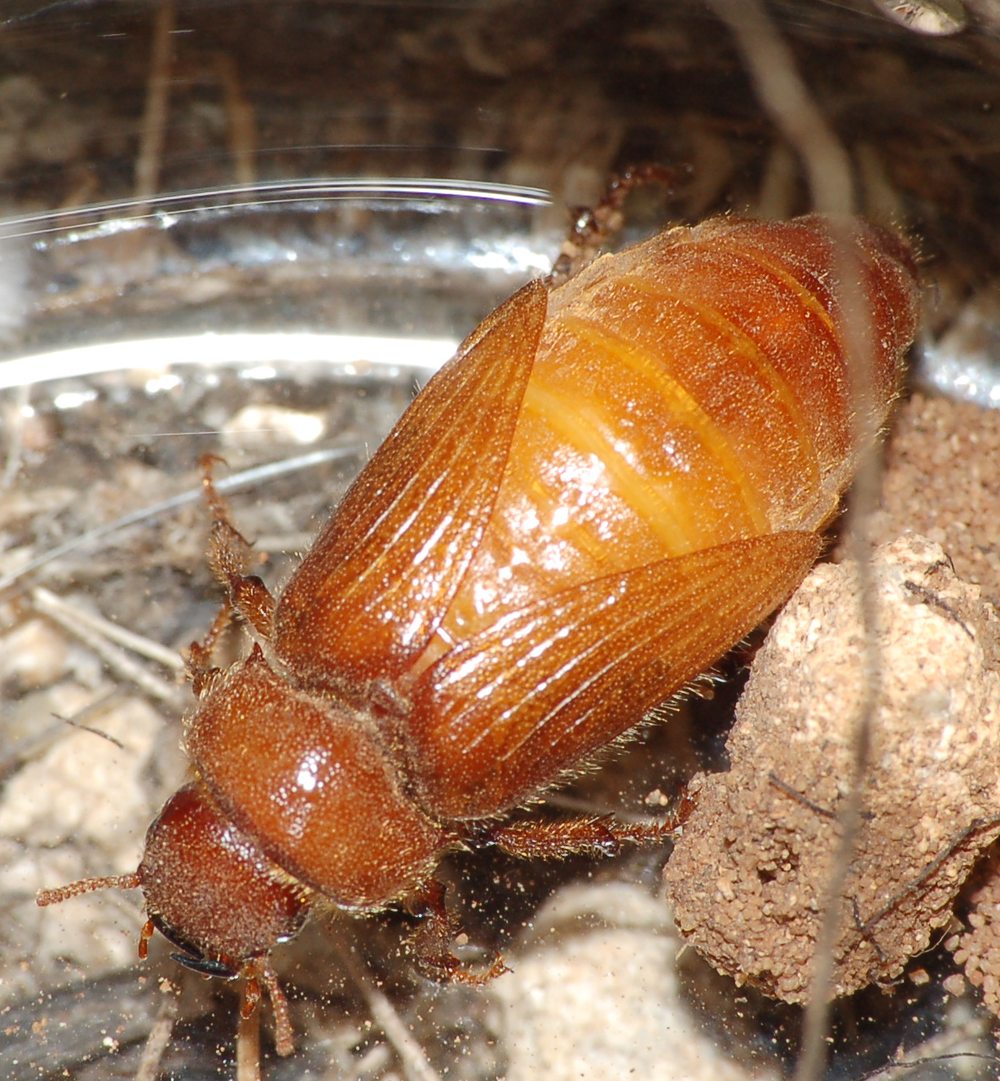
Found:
<box><xmin>476</xmin><ymin>800</ymin><xmax>694</xmax><ymax>862</ymax></box>
<box><xmin>197</xmin><ymin>454</ymin><xmax>276</xmax><ymax>644</ymax></box>
<box><xmin>240</xmin><ymin>956</ymin><xmax>295</xmax><ymax>1058</ymax></box>
<box><xmin>186</xmin><ymin>596</ymin><xmax>235</xmax><ymax>693</ymax></box>
<box><xmin>549</xmin><ymin>163</ymin><xmax>679</xmax><ymax>284</ymax></box>
<box><xmin>406</xmin><ymin>880</ymin><xmax>509</xmax><ymax>985</ymax></box>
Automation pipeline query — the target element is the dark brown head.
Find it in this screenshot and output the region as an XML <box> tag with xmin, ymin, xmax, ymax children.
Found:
<box><xmin>137</xmin><ymin>782</ymin><xmax>311</xmax><ymax>977</ymax></box>
<box><xmin>37</xmin><ymin>781</ymin><xmax>311</xmax><ymax>1055</ymax></box>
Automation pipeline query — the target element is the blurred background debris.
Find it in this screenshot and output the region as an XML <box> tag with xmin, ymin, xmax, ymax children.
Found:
<box><xmin>0</xmin><ymin>2</ymin><xmax>997</xmax><ymax>1079</ymax></box>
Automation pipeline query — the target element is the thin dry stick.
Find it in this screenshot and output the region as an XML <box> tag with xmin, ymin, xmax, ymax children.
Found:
<box><xmin>133</xmin><ymin>991</ymin><xmax>179</xmax><ymax>1081</ymax></box>
<box><xmin>135</xmin><ymin>0</ymin><xmax>176</xmax><ymax>202</ymax></box>
<box><xmin>864</xmin><ymin>1014</ymin><xmax>995</xmax><ymax>1080</ymax></box>
<box><xmin>236</xmin><ymin>1003</ymin><xmax>263</xmax><ymax>1081</ymax></box>
<box><xmin>706</xmin><ymin>0</ymin><xmax>854</xmax><ymax>216</ymax></box>
<box><xmin>794</xmin><ymin>231</ymin><xmax>883</xmax><ymax>1081</ymax></box>
<box><xmin>215</xmin><ymin>52</ymin><xmax>258</xmax><ymax>187</ymax></box>
<box><xmin>706</xmin><ymin>7</ymin><xmax>887</xmax><ymax>1081</ymax></box>
<box><xmin>857</xmin><ymin>816</ymin><xmax>1000</xmax><ymax>938</ymax></box>
<box><xmin>0</xmin><ymin>445</ymin><xmax>361</xmax><ymax>595</ymax></box>
<box><xmin>333</xmin><ymin>939</ymin><xmax>442</xmax><ymax>1081</ymax></box>
<box><xmin>1</xmin><ymin>384</ymin><xmax>29</xmax><ymax>489</ymax></box>
<box><xmin>29</xmin><ymin>586</ymin><xmax>185</xmax><ymax>708</ymax></box>
<box><xmin>31</xmin><ymin>585</ymin><xmax>183</xmax><ymax>671</ymax></box>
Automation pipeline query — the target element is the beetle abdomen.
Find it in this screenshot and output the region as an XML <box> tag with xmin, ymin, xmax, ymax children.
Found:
<box><xmin>424</xmin><ymin>216</ymin><xmax>917</xmax><ymax>654</ymax></box>
<box><xmin>402</xmin><ymin>216</ymin><xmax>918</xmax><ymax>818</ymax></box>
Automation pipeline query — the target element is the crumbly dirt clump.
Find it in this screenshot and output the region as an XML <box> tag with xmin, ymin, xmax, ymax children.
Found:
<box><xmin>664</xmin><ymin>534</ymin><xmax>1000</xmax><ymax>1003</ymax></box>
<box><xmin>872</xmin><ymin>392</ymin><xmax>1000</xmax><ymax>603</ymax></box>
<box><xmin>947</xmin><ymin>856</ymin><xmax>1000</xmax><ymax>1016</ymax></box>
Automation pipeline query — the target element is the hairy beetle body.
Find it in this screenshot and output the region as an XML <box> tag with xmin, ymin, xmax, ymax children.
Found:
<box><xmin>39</xmin><ymin>213</ymin><xmax>920</xmax><ymax>1057</ymax></box>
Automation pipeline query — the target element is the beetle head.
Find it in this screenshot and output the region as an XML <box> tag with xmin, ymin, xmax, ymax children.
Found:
<box><xmin>37</xmin><ymin>781</ymin><xmax>310</xmax><ymax>1055</ymax></box>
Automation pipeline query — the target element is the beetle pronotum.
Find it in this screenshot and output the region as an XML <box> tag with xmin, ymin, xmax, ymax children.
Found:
<box><xmin>38</xmin><ymin>212</ymin><xmax>919</xmax><ymax>1058</ymax></box>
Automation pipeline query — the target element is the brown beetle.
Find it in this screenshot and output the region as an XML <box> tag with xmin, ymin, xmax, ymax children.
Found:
<box><xmin>38</xmin><ymin>214</ymin><xmax>920</xmax><ymax>1057</ymax></box>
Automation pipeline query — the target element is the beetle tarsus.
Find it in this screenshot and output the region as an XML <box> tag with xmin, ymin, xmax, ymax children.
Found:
<box><xmin>407</xmin><ymin>880</ymin><xmax>510</xmax><ymax>986</ymax></box>
<box><xmin>414</xmin><ymin>945</ymin><xmax>511</xmax><ymax>986</ymax></box>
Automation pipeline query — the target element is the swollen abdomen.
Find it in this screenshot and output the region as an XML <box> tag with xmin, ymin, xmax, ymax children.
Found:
<box><xmin>431</xmin><ymin>215</ymin><xmax>918</xmax><ymax>648</ymax></box>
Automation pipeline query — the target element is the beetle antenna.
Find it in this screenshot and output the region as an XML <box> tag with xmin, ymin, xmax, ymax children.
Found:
<box><xmin>37</xmin><ymin>872</ymin><xmax>141</xmax><ymax>907</ymax></box>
